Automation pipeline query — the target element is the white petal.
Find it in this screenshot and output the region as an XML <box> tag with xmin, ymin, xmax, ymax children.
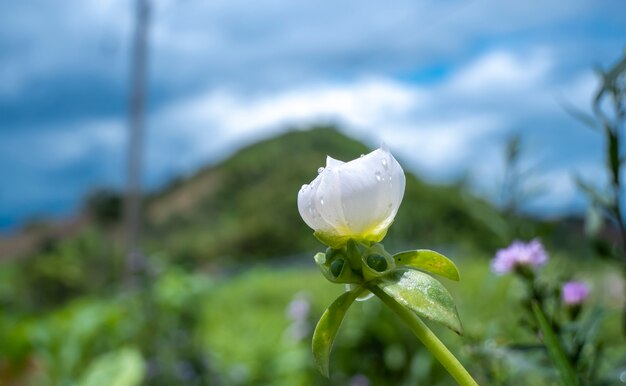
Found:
<box><xmin>336</xmin><ymin>149</ymin><xmax>397</xmax><ymax>234</ymax></box>
<box><xmin>390</xmin><ymin>154</ymin><xmax>405</xmax><ymax>211</ymax></box>
<box><xmin>326</xmin><ymin>156</ymin><xmax>344</xmax><ymax>168</ymax></box>
<box><xmin>372</xmin><ymin>148</ymin><xmax>398</xmax><ymax>221</ymax></box>
<box><xmin>383</xmin><ymin>148</ymin><xmax>406</xmax><ymax>226</ymax></box>
<box><xmin>297</xmin><ymin>148</ymin><xmax>405</xmax><ymax>238</ymax></box>
<box><xmin>314</xmin><ymin>167</ymin><xmax>350</xmax><ymax>234</ymax></box>
<box><xmin>297</xmin><ymin>174</ymin><xmax>335</xmax><ymax>232</ymax></box>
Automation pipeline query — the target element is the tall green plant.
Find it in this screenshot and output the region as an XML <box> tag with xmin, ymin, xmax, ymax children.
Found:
<box><xmin>571</xmin><ymin>51</ymin><xmax>626</xmax><ymax>334</ymax></box>
<box><xmin>298</xmin><ymin>147</ymin><xmax>478</xmax><ymax>385</ymax></box>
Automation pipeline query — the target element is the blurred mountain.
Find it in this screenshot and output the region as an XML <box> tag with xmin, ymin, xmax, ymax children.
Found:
<box><xmin>1</xmin><ymin>125</ymin><xmax>590</xmax><ymax>311</ymax></box>
<box><xmin>2</xmin><ymin>125</ymin><xmax>573</xmax><ymax>266</ymax></box>
<box><xmin>141</xmin><ymin>126</ymin><xmax>511</xmax><ymax>267</ymax></box>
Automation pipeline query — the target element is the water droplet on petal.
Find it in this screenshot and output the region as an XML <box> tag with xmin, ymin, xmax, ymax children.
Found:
<box><xmin>317</xmin><ymin>167</ymin><xmax>324</xmax><ymax>174</ymax></box>
<box><xmin>300</xmin><ymin>184</ymin><xmax>308</xmax><ymax>192</ymax></box>
<box><xmin>360</xmin><ymin>154</ymin><xmax>365</xmax><ymax>158</ymax></box>
<box><xmin>382</xmin><ymin>158</ymin><xmax>388</xmax><ymax>170</ymax></box>
<box><xmin>375</xmin><ymin>171</ymin><xmax>382</xmax><ymax>181</ymax></box>
<box><xmin>319</xmin><ymin>196</ymin><xmax>325</xmax><ymax>205</ymax></box>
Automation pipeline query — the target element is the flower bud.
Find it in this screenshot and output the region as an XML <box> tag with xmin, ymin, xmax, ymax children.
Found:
<box><xmin>330</xmin><ymin>259</ymin><xmax>345</xmax><ymax>278</ymax></box>
<box><xmin>297</xmin><ymin>147</ymin><xmax>405</xmax><ymax>247</ymax></box>
<box><xmin>360</xmin><ymin>243</ymin><xmax>394</xmax><ymax>281</ymax></box>
<box><xmin>561</xmin><ymin>281</ymin><xmax>589</xmax><ymax>306</ymax></box>
<box><xmin>366</xmin><ymin>254</ymin><xmax>388</xmax><ymax>272</ymax></box>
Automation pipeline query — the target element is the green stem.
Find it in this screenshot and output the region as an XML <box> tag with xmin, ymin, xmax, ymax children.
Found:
<box><xmin>369</xmin><ymin>285</ymin><xmax>479</xmax><ymax>386</ymax></box>
<box><xmin>531</xmin><ymin>301</ymin><xmax>579</xmax><ymax>386</ymax></box>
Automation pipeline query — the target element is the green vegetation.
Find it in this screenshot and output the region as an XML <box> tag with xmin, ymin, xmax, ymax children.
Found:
<box><xmin>3</xmin><ymin>259</ymin><xmax>621</xmax><ymax>385</ymax></box>
<box><xmin>0</xmin><ymin>126</ymin><xmax>621</xmax><ymax>385</ymax></box>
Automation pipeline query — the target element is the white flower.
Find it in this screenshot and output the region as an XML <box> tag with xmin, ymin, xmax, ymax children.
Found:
<box><xmin>297</xmin><ymin>146</ymin><xmax>406</xmax><ymax>246</ymax></box>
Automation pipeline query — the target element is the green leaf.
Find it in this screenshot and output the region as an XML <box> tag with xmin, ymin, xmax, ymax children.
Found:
<box><xmin>584</xmin><ymin>205</ymin><xmax>604</xmax><ymax>237</ymax></box>
<box><xmin>393</xmin><ymin>250</ymin><xmax>460</xmax><ymax>281</ymax></box>
<box><xmin>561</xmin><ymin>102</ymin><xmax>600</xmax><ymax>131</ymax></box>
<box><xmin>574</xmin><ymin>176</ymin><xmax>610</xmax><ymax>207</ymax></box>
<box><xmin>312</xmin><ymin>287</ymin><xmax>362</xmax><ymax>377</ymax></box>
<box><xmin>374</xmin><ymin>269</ymin><xmax>462</xmax><ymax>334</ymax></box>
<box><xmin>531</xmin><ymin>302</ymin><xmax>579</xmax><ymax>386</ymax></box>
<box><xmin>78</xmin><ymin>347</ymin><xmax>145</xmax><ymax>386</ymax></box>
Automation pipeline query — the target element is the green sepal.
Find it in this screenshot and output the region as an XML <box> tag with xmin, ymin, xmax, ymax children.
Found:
<box><xmin>314</xmin><ymin>252</ymin><xmax>327</xmax><ymax>265</ymax></box>
<box><xmin>312</xmin><ymin>287</ymin><xmax>363</xmax><ymax>377</ymax></box>
<box><xmin>393</xmin><ymin>249</ymin><xmax>460</xmax><ymax>281</ymax></box>
<box><xmin>314</xmin><ymin>232</ymin><xmax>351</xmax><ymax>249</ymax></box>
<box><xmin>371</xmin><ymin>268</ymin><xmax>462</xmax><ymax>334</ymax></box>
<box><xmin>314</xmin><ymin>252</ymin><xmax>330</xmax><ymax>278</ymax></box>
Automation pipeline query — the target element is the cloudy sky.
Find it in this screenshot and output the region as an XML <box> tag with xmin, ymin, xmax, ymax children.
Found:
<box><xmin>1</xmin><ymin>0</ymin><xmax>625</xmax><ymax>231</ymax></box>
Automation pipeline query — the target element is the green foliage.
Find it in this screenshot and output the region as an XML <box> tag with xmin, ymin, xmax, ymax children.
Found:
<box><xmin>575</xmin><ymin>52</ymin><xmax>626</xmax><ymax>260</ymax></box>
<box><xmin>0</xmin><ymin>269</ymin><xmax>214</xmax><ymax>386</ymax></box>
<box><xmin>394</xmin><ymin>249</ymin><xmax>460</xmax><ymax>281</ymax></box>
<box><xmin>312</xmin><ymin>287</ymin><xmax>362</xmax><ymax>377</ymax></box>
<box><xmin>4</xmin><ymin>228</ymin><xmax>121</xmax><ymax>312</ymax></box>
<box><xmin>83</xmin><ymin>189</ymin><xmax>124</xmax><ymax>227</ymax></box>
<box><xmin>196</xmin><ymin>266</ymin><xmax>475</xmax><ymax>386</ymax></box>
<box><xmin>373</xmin><ymin>269</ymin><xmax>462</xmax><ymax>335</ymax></box>
<box><xmin>2</xmin><ymin>252</ymin><xmax>623</xmax><ymax>385</ymax></box>
<box><xmin>77</xmin><ymin>347</ymin><xmax>145</xmax><ymax>386</ymax></box>
<box><xmin>310</xmin><ymin>238</ymin><xmax>466</xmax><ymax>382</ymax></box>
<box><xmin>531</xmin><ymin>302</ymin><xmax>579</xmax><ymax>386</ymax></box>
<box><xmin>2</xmin><ymin>124</ymin><xmax>623</xmax><ymax>385</ymax></box>
<box><xmin>572</xmin><ymin>51</ymin><xmax>626</xmax><ymax>336</ymax></box>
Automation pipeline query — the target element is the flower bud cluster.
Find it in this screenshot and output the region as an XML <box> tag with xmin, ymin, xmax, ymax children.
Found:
<box><xmin>315</xmin><ymin>240</ymin><xmax>395</xmax><ymax>285</ymax></box>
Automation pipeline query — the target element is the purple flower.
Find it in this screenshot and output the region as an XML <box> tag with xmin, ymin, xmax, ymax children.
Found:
<box><xmin>562</xmin><ymin>281</ymin><xmax>589</xmax><ymax>305</ymax></box>
<box><xmin>491</xmin><ymin>239</ymin><xmax>548</xmax><ymax>274</ymax></box>
<box><xmin>349</xmin><ymin>374</ymin><xmax>370</xmax><ymax>386</ymax></box>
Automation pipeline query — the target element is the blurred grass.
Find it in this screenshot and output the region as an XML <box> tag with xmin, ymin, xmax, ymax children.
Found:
<box><xmin>2</xmin><ymin>251</ymin><xmax>624</xmax><ymax>385</ymax></box>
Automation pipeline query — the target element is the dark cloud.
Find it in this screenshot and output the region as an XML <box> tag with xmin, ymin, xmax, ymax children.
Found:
<box><xmin>0</xmin><ymin>74</ymin><xmax>125</xmax><ymax>130</ymax></box>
